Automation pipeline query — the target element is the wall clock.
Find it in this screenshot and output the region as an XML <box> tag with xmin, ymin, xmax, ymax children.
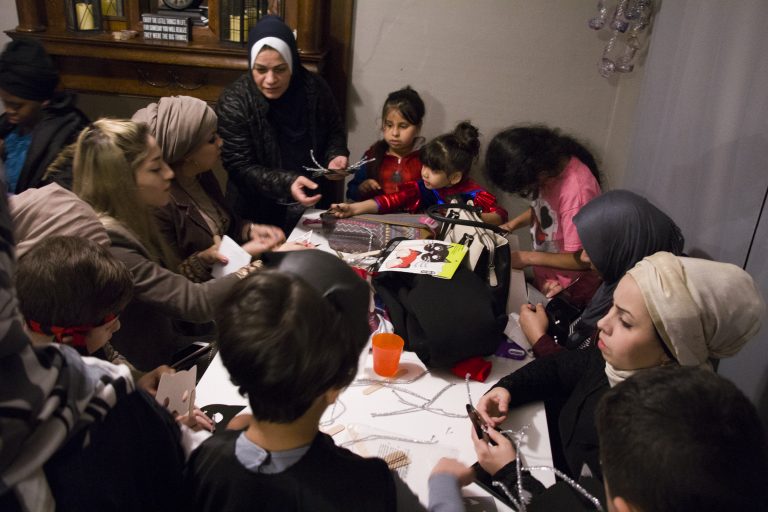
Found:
<box><xmin>161</xmin><ymin>0</ymin><xmax>203</xmax><ymax>10</ymax></box>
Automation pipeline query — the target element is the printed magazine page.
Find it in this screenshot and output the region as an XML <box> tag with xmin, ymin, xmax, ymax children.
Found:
<box><xmin>377</xmin><ymin>239</ymin><xmax>467</xmax><ymax>279</ymax></box>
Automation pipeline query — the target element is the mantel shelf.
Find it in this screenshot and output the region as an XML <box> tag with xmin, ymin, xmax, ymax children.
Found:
<box><xmin>8</xmin><ymin>0</ymin><xmax>351</xmax><ymax>111</ymax></box>
<box><xmin>9</xmin><ymin>29</ymin><xmax>250</xmax><ymax>70</ymax></box>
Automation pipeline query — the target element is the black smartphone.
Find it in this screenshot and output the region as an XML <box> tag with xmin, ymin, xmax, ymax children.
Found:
<box><xmin>171</xmin><ymin>341</ymin><xmax>213</xmax><ymax>371</ymax></box>
<box><xmin>467</xmin><ymin>403</ymin><xmax>496</xmax><ymax>445</ymax></box>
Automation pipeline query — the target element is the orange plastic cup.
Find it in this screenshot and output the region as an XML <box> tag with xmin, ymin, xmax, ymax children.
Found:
<box><xmin>372</xmin><ymin>333</ymin><xmax>405</xmax><ymax>377</ymax></box>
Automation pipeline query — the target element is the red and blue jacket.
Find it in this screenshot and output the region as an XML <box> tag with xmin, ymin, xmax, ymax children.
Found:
<box><xmin>373</xmin><ymin>178</ymin><xmax>508</xmax><ymax>222</ymax></box>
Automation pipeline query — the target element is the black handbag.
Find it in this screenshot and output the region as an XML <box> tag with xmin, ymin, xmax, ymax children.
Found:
<box><xmin>544</xmin><ymin>281</ymin><xmax>596</xmax><ymax>350</ymax></box>
<box><xmin>426</xmin><ymin>202</ymin><xmax>511</xmax><ymax>317</ymax></box>
<box><xmin>372</xmin><ymin>264</ymin><xmax>504</xmax><ymax>368</ymax></box>
<box><xmin>544</xmin><ymin>296</ymin><xmax>583</xmax><ymax>347</ymax></box>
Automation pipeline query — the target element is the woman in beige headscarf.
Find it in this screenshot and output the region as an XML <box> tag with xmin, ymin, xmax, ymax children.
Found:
<box><xmin>600</xmin><ymin>251</ymin><xmax>764</xmax><ymax>385</ymax></box>
<box><xmin>132</xmin><ymin>95</ymin><xmax>285</xmax><ymax>282</ymax></box>
<box><xmin>472</xmin><ymin>251</ymin><xmax>764</xmax><ymax>491</ymax></box>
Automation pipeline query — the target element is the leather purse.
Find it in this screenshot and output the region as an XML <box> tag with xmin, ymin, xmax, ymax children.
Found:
<box><xmin>544</xmin><ymin>296</ymin><xmax>583</xmax><ymax>347</ymax></box>
<box><xmin>427</xmin><ymin>201</ymin><xmax>511</xmax><ymax>316</ymax></box>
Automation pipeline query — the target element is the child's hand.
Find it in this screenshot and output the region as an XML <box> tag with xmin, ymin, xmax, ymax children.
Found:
<box><xmin>325</xmin><ymin>155</ymin><xmax>349</xmax><ymax>181</ymax></box>
<box><xmin>137</xmin><ymin>365</ymin><xmax>174</xmax><ymax>396</ymax></box>
<box><xmin>430</xmin><ymin>458</ymin><xmax>475</xmax><ymax>486</ymax></box>
<box><xmin>327</xmin><ymin>203</ymin><xmax>357</xmax><ymax>218</ymax></box>
<box><xmin>519</xmin><ymin>303</ymin><xmax>548</xmax><ymax>345</ymax></box>
<box><xmin>472</xmin><ymin>425</ymin><xmax>517</xmax><ymax>476</ymax></box>
<box><xmin>177</xmin><ymin>407</ymin><xmax>215</xmax><ymax>432</ymax></box>
<box><xmin>500</xmin><ymin>219</ymin><xmax>524</xmax><ymax>232</ymax></box>
<box><xmin>542</xmin><ymin>279</ymin><xmax>564</xmax><ymax>298</ymax></box>
<box><xmin>275</xmin><ymin>241</ymin><xmax>315</xmax><ymax>251</ymax></box>
<box><xmin>241</xmin><ymin>225</ymin><xmax>286</xmax><ymax>256</ymax></box>
<box><xmin>358</xmin><ymin>179</ymin><xmax>381</xmax><ymax>196</ymax></box>
<box><xmin>246</xmin><ymin>223</ymin><xmax>285</xmax><ymax>247</ymax></box>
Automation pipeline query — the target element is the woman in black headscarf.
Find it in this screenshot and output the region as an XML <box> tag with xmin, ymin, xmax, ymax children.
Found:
<box><xmin>216</xmin><ymin>16</ymin><xmax>349</xmax><ymax>233</ymax></box>
<box><xmin>519</xmin><ymin>189</ymin><xmax>685</xmax><ymax>357</ymax></box>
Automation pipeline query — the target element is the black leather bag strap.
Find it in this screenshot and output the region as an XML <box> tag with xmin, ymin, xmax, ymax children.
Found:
<box><xmin>426</xmin><ymin>203</ymin><xmax>507</xmax><ymax>235</ymax></box>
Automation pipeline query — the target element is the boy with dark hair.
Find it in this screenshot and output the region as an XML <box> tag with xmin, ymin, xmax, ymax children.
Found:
<box><xmin>0</xmin><ymin>183</ymin><xmax>187</xmax><ymax>512</ymax></box>
<box><xmin>16</xmin><ymin>235</ymin><xmax>132</xmax><ymax>361</ymax></box>
<box><xmin>15</xmin><ymin>235</ymin><xmax>215</xmax><ymax>424</ymax></box>
<box><xmin>185</xmin><ymin>250</ymin><xmax>471</xmax><ymax>512</ymax></box>
<box><xmin>596</xmin><ymin>366</ymin><xmax>768</xmax><ymax>512</ymax></box>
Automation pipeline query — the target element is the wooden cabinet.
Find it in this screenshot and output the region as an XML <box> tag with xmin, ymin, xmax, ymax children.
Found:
<box><xmin>7</xmin><ymin>0</ymin><xmax>353</xmax><ymax>113</ymax></box>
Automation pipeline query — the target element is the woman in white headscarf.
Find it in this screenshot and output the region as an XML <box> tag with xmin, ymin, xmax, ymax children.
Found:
<box><xmin>216</xmin><ymin>16</ymin><xmax>349</xmax><ymax>233</ymax></box>
<box><xmin>132</xmin><ymin>96</ymin><xmax>285</xmax><ymax>283</ymax></box>
<box><xmin>473</xmin><ymin>251</ymin><xmax>764</xmax><ymax>491</ymax></box>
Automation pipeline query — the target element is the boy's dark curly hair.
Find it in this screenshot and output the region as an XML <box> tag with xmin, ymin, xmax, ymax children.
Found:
<box><xmin>216</xmin><ymin>270</ymin><xmax>365</xmax><ymax>423</ymax></box>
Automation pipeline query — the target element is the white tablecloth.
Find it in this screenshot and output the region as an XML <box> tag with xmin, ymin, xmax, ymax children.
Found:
<box><xmin>196</xmin><ymin>208</ymin><xmax>554</xmax><ymax>508</ymax></box>
<box><xmin>196</xmin><ymin>349</ymin><xmax>553</xmax><ymax>509</ymax></box>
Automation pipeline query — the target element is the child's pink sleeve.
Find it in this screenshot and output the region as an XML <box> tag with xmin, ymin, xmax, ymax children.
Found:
<box><xmin>559</xmin><ymin>166</ymin><xmax>601</xmax><ymax>252</ymax></box>
<box><xmin>560</xmin><ymin>208</ymin><xmax>586</xmax><ymax>252</ymax></box>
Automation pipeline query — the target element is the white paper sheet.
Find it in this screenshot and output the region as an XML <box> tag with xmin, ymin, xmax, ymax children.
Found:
<box><xmin>211</xmin><ymin>235</ymin><xmax>251</xmax><ymax>278</ymax></box>
<box><xmin>156</xmin><ymin>366</ymin><xmax>197</xmax><ymax>417</ymax></box>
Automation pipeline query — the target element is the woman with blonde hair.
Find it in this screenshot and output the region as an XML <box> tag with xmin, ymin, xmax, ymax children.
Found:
<box><xmin>132</xmin><ymin>95</ymin><xmax>285</xmax><ymax>282</ymax></box>
<box><xmin>72</xmin><ymin>119</ymin><xmax>262</xmax><ymax>370</ymax></box>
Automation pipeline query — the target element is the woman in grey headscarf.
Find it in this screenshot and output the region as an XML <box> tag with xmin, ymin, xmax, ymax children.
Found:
<box><xmin>519</xmin><ymin>190</ymin><xmax>685</xmax><ymax>356</ymax></box>
<box><xmin>132</xmin><ymin>96</ymin><xmax>285</xmax><ymax>283</ymax></box>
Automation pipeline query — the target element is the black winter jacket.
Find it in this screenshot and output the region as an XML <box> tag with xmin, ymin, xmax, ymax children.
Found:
<box><xmin>0</xmin><ymin>92</ymin><xmax>89</xmax><ymax>193</ymax></box>
<box><xmin>215</xmin><ymin>71</ymin><xmax>348</xmax><ymax>229</ymax></box>
<box><xmin>493</xmin><ymin>346</ymin><xmax>608</xmax><ymax>480</ymax></box>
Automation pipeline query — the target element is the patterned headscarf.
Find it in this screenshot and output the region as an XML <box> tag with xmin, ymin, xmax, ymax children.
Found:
<box><xmin>132</xmin><ymin>95</ymin><xmax>217</xmax><ymax>165</ymax></box>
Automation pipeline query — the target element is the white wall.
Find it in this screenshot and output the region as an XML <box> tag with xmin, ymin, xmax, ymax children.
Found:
<box><xmin>0</xmin><ymin>3</ymin><xmax>19</xmax><ymax>48</ymax></box>
<box><xmin>3</xmin><ymin>1</ymin><xmax>647</xmax><ymax>208</ymax></box>
<box><xmin>623</xmin><ymin>0</ymin><xmax>768</xmax><ymax>417</ymax></box>
<box><xmin>346</xmin><ymin>0</ymin><xmax>646</xmax><ymax>218</ymax></box>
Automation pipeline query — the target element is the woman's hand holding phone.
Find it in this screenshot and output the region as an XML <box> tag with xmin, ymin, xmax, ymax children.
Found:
<box><xmin>471</xmin><ymin>425</ymin><xmax>518</xmax><ymax>476</ymax></box>
<box><xmin>467</xmin><ymin>404</ymin><xmax>495</xmax><ymax>445</ymax></box>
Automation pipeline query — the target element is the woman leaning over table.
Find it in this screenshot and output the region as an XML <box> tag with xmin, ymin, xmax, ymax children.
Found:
<box><xmin>473</xmin><ymin>251</ymin><xmax>764</xmax><ymax>497</ymax></box>
<box><xmin>520</xmin><ymin>190</ymin><xmax>685</xmax><ymax>357</ymax></box>
<box><xmin>216</xmin><ymin>15</ymin><xmax>349</xmax><ymax>233</ymax></box>
<box><xmin>132</xmin><ymin>95</ymin><xmax>285</xmax><ymax>283</ymax></box>
<box><xmin>71</xmin><ymin>119</ymin><xmax>269</xmax><ymax>371</ymax></box>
